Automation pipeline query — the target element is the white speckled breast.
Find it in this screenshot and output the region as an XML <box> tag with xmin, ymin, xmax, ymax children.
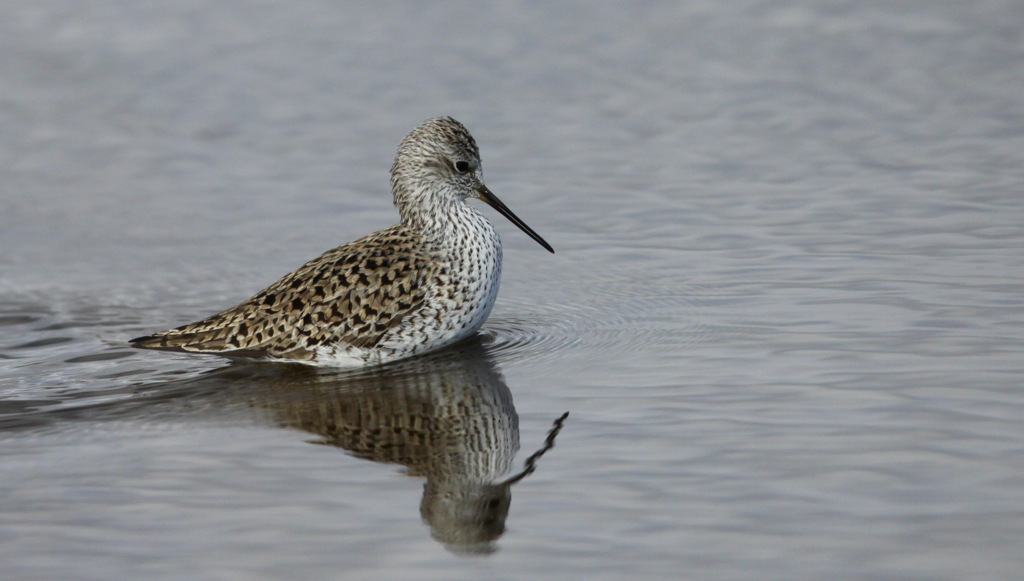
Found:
<box><xmin>376</xmin><ymin>204</ymin><xmax>503</xmax><ymax>362</ymax></box>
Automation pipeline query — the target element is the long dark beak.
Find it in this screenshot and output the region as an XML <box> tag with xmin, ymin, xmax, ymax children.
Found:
<box><xmin>477</xmin><ymin>185</ymin><xmax>555</xmax><ymax>253</ymax></box>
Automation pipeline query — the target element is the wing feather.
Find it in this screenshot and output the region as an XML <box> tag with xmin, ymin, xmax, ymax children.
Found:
<box><xmin>130</xmin><ymin>225</ymin><xmax>437</xmax><ymax>359</ymax></box>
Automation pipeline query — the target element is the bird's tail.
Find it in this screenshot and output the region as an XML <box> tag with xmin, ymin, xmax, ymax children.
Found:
<box><xmin>130</xmin><ymin>324</ymin><xmax>238</xmax><ymax>354</ymax></box>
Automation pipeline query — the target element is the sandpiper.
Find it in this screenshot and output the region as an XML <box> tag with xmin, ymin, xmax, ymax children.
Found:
<box><xmin>131</xmin><ymin>117</ymin><xmax>553</xmax><ymax>366</ymax></box>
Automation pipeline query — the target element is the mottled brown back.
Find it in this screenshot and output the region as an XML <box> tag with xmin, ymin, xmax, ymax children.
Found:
<box><xmin>130</xmin><ymin>224</ymin><xmax>440</xmax><ymax>359</ymax></box>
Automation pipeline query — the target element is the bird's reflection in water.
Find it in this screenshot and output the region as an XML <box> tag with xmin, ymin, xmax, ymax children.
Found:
<box><xmin>253</xmin><ymin>338</ymin><xmax>567</xmax><ymax>555</ymax></box>
<box><xmin>22</xmin><ymin>338</ymin><xmax>567</xmax><ymax>554</ymax></box>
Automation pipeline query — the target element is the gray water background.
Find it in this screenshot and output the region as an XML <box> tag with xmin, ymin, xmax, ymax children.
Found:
<box><xmin>2</xmin><ymin>1</ymin><xmax>1024</xmax><ymax>579</ymax></box>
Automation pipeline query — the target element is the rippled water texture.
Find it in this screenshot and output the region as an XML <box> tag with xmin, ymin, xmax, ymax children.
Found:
<box><xmin>3</xmin><ymin>2</ymin><xmax>1024</xmax><ymax>580</ymax></box>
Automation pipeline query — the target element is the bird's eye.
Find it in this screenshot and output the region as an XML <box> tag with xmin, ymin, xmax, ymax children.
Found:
<box><xmin>454</xmin><ymin>160</ymin><xmax>471</xmax><ymax>174</ymax></box>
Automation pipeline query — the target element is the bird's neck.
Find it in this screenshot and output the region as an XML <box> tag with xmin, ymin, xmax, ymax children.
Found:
<box><xmin>396</xmin><ymin>187</ymin><xmax>496</xmax><ymax>249</ymax></box>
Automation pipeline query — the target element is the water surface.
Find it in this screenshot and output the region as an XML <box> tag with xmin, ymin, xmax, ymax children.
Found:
<box><xmin>2</xmin><ymin>2</ymin><xmax>1024</xmax><ymax>580</ymax></box>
